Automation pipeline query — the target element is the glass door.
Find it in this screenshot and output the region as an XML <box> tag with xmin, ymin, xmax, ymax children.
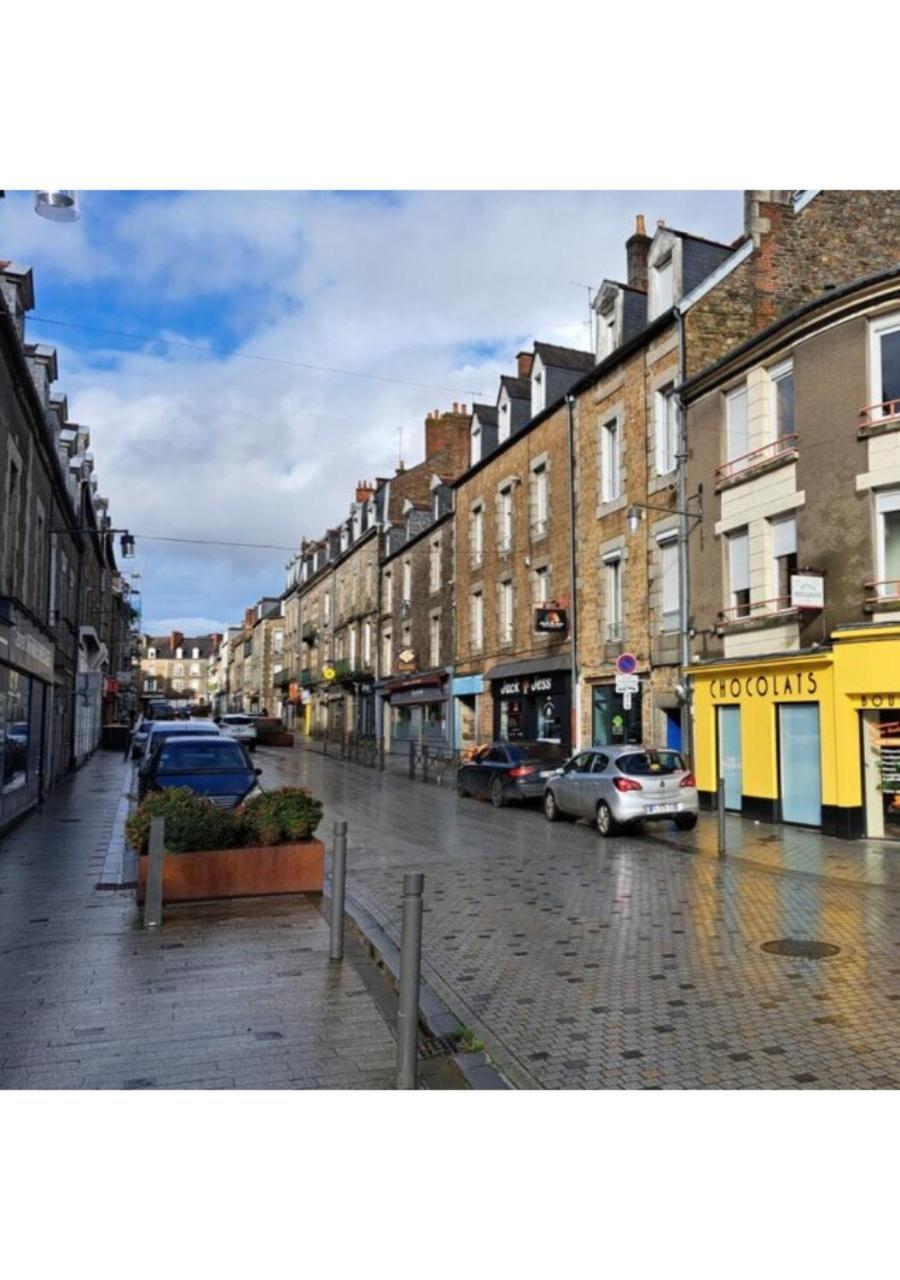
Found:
<box><xmin>779</xmin><ymin>703</ymin><xmax>821</xmax><ymax>827</ymax></box>
<box><xmin>718</xmin><ymin>705</ymin><xmax>742</xmax><ymax>811</ymax></box>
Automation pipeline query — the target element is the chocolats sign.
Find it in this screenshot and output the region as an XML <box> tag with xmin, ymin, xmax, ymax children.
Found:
<box><xmin>708</xmin><ymin>669</ymin><xmax>819</xmax><ymax>701</ymax></box>
<box><xmin>535</xmin><ymin>606</ymin><xmax>567</xmax><ymax>634</ymax></box>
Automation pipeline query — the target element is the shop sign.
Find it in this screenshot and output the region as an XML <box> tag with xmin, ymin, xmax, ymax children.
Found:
<box><xmin>534</xmin><ymin>606</ymin><xmax>567</xmax><ymax>634</ymax></box>
<box><xmin>791</xmin><ymin>574</ymin><xmax>825</xmax><ymax>609</ymax></box>
<box><xmin>397</xmin><ymin>647</ymin><xmax>417</xmax><ymax>672</ymax></box>
<box><xmin>858</xmin><ymin>693</ymin><xmax>900</xmax><ymax>709</ymax></box>
<box><xmin>499</xmin><ymin>675</ymin><xmax>554</xmax><ymax>697</ymax></box>
<box><xmin>322</xmin><ymin>665</ymin><xmax>337</xmax><ymax>681</ymax></box>
<box><xmin>708</xmin><ymin>669</ymin><xmax>820</xmax><ymax>701</ymax></box>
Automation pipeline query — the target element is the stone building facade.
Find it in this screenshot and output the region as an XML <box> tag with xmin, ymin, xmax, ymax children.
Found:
<box><xmin>140</xmin><ymin>631</ymin><xmax>221</xmax><ymax>706</ymax></box>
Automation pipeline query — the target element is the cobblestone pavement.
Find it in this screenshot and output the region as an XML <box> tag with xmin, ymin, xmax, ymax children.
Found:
<box><xmin>260</xmin><ymin>745</ymin><xmax>900</xmax><ymax>1090</ymax></box>
<box><xmin>0</xmin><ymin>752</ymin><xmax>396</xmax><ymax>1089</ymax></box>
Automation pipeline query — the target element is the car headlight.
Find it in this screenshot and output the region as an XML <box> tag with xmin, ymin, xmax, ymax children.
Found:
<box><xmin>245</xmin><ymin>784</ymin><xmax>264</xmax><ymax>800</ymax></box>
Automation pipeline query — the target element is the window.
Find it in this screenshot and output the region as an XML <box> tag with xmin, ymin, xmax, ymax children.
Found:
<box><xmin>401</xmin><ymin>558</ymin><xmax>412</xmax><ymax>605</ymax></box>
<box><xmin>770</xmin><ymin>360</ymin><xmax>795</xmax><ymax>438</ymax></box>
<box><xmin>147</xmin><ymin>647</ymin><xmax>156</xmax><ymax>660</ymax></box>
<box><xmin>382</xmin><ymin>570</ymin><xmax>392</xmax><ymax>612</ymax></box>
<box><xmin>471</xmin><ymin>591</ymin><xmax>484</xmax><ymax>651</ymax></box>
<box><xmin>190</xmin><ymin>663</ymin><xmax>200</xmax><ymax>675</ymax></box>
<box><xmin>498</xmin><ymin>395</ymin><xmax>511</xmax><ymax>443</ymax></box>
<box><xmin>499</xmin><ymin>579</ymin><xmax>514</xmax><ymax>644</ymax></box>
<box><xmin>191</xmin><ymin>647</ymin><xmax>200</xmax><ymax>659</ymax></box>
<box><xmin>349</xmin><ymin>625</ymin><xmax>357</xmax><ymax>668</ymax></box>
<box><xmin>382</xmin><ymin>629</ymin><xmax>392</xmax><ymax>673</ymax></box>
<box><xmin>604</xmin><ymin>554</ymin><xmax>623</xmax><ymax>640</ymax></box>
<box><xmin>531</xmin><ymin>462</ymin><xmax>549</xmax><ymax>537</ymax></box>
<box><xmin>498</xmin><ymin>485</ymin><xmax>514</xmax><ymax>551</ymax></box>
<box><xmin>175</xmin><ymin>647</ymin><xmax>183</xmax><ymax>660</ymax></box>
<box><xmin>402</xmin><ymin>623</ymin><xmax>412</xmax><ymax>650</ymax></box>
<box><xmin>658</xmin><ymin>535</ymin><xmax>680</xmax><ymax>632</ymax></box>
<box><xmin>146</xmin><ymin>664</ymin><xmax>156</xmax><ymax>676</ymax></box>
<box><xmin>429</xmin><ymin>613</ymin><xmax>441</xmax><ymax>667</ymax></box>
<box><xmin>597</xmin><ymin>308</ymin><xmax>616</xmax><ymax>359</ymax></box>
<box><xmin>728</xmin><ymin>527</ymin><xmax>750</xmax><ymax>617</ymax></box>
<box><xmin>531</xmin><ymin>364</ymin><xmax>545</xmax><ymax>416</ymax></box>
<box><xmin>601</xmin><ymin>419</ymin><xmax>621</xmax><ymax>502</ymax></box>
<box><xmin>654</xmin><ymin>255</ymin><xmax>674</xmax><ymax>315</ymax></box>
<box><xmin>173</xmin><ymin>663</ymin><xmax>184</xmax><ymax>677</ymax></box>
<box><xmin>323</xmin><ymin>592</ymin><xmax>331</xmax><ymax>625</ymax></box>
<box><xmin>471</xmin><ymin>504</ymin><xmax>484</xmax><ymax>566</ymax></box>
<box><xmin>429</xmin><ymin>536</ymin><xmax>441</xmax><ymax>593</ymax></box>
<box><xmin>173</xmin><ymin>679</ymin><xmax>183</xmax><ymax>692</ymax></box>
<box><xmin>362</xmin><ymin>620</ymin><xmax>372</xmax><ymax>666</ymax></box>
<box><xmin>190</xmin><ymin>679</ymin><xmax>199</xmax><ymax>691</ymax></box>
<box><xmin>533</xmin><ymin>564</ymin><xmax>550</xmax><ymax>609</ymax></box>
<box><xmin>5</xmin><ymin>456</ymin><xmax>21</xmax><ymax>590</ymax></box>
<box><xmin>876</xmin><ymin>490</ymin><xmax>900</xmax><ymax>593</ymax></box>
<box><xmin>770</xmin><ymin>514</ymin><xmax>797</xmax><ymax>605</ymax></box>
<box><xmin>871</xmin><ymin>313</ymin><xmax>900</xmax><ymax>412</ymax></box>
<box><xmin>726</xmin><ymin>384</ymin><xmax>749</xmax><ymax>462</ymax></box>
<box><xmin>655</xmin><ymin>385</ymin><xmax>679</xmax><ymax>475</ymax></box>
<box><xmin>145</xmin><ymin>678</ymin><xmax>157</xmax><ymax>692</ymax></box>
<box><xmin>471</xmin><ymin>424</ymin><xmax>482</xmax><ymax>466</ymax></box>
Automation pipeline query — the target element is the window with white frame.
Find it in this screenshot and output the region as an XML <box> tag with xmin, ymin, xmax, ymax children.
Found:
<box><xmin>190</xmin><ymin>679</ymin><xmax>199</xmax><ymax>691</ymax></box>
<box><xmin>145</xmin><ymin>678</ymin><xmax>157</xmax><ymax>692</ymax></box>
<box><xmin>146</xmin><ymin>664</ymin><xmax>156</xmax><ymax>676</ymax></box>
<box><xmin>531</xmin><ymin>363</ymin><xmax>545</xmax><ymax>417</ymax></box>
<box><xmin>870</xmin><ymin>312</ymin><xmax>900</xmax><ymax>414</ymax></box>
<box><xmin>770</xmin><ymin>513</ymin><xmax>797</xmax><ymax>605</ymax></box>
<box><xmin>362</xmin><ymin>620</ymin><xmax>372</xmax><ymax>666</ymax></box>
<box><xmin>273</xmin><ymin>630</ymin><xmax>284</xmax><ymax>654</ymax></box>
<box><xmin>190</xmin><ymin>663</ymin><xmax>200</xmax><ymax>675</ymax></box>
<box><xmin>876</xmin><ymin>490</ymin><xmax>900</xmax><ymax>595</ymax></box>
<box><xmin>382</xmin><ymin>569</ymin><xmax>392</xmax><ymax>613</ymax></box>
<box><xmin>323</xmin><ymin>592</ymin><xmax>332</xmax><ymax>625</ymax></box>
<box><xmin>531</xmin><ymin>461</ymin><xmax>549</xmax><ymax>537</ymax></box>
<box><xmin>498</xmin><ymin>395</ymin><xmax>510</xmax><ymax>443</ymax></box>
<box><xmin>597</xmin><ymin>308</ymin><xmax>616</xmax><ymax>359</ymax></box>
<box><xmin>348</xmin><ymin>624</ymin><xmax>357</xmax><ymax>668</ymax></box>
<box><xmin>175</xmin><ymin>647</ymin><xmax>183</xmax><ymax>660</ymax></box>
<box><xmin>148</xmin><ymin>647</ymin><xmax>156</xmax><ymax>660</ymax></box>
<box><xmin>402</xmin><ymin>622</ymin><xmax>412</xmax><ymax>649</ymax></box>
<box><xmin>532</xmin><ymin>564</ymin><xmax>550</xmax><ymax>610</ymax></box>
<box><xmin>382</xmin><ymin>629</ymin><xmax>392</xmax><ymax>673</ymax></box>
<box><xmin>498</xmin><ymin>484</ymin><xmax>514</xmax><ymax>551</ymax></box>
<box><xmin>429</xmin><ymin>535</ymin><xmax>441</xmax><ymax>592</ymax></box>
<box><xmin>604</xmin><ymin>554</ymin><xmax>623</xmax><ymax>640</ymax></box>
<box><xmin>499</xmin><ymin>578</ymin><xmax>514</xmax><ymax>644</ymax></box>
<box><xmin>401</xmin><ymin>558</ymin><xmax>412</xmax><ymax>605</ymax></box>
<box><xmin>725</xmin><ymin>383</ymin><xmax>749</xmax><ymax>464</ymax></box>
<box><xmin>429</xmin><ymin>613</ymin><xmax>441</xmax><ymax>667</ymax></box>
<box><xmin>770</xmin><ymin>360</ymin><xmax>795</xmax><ymax>438</ymax></box>
<box><xmin>471</xmin><ymin>503</ymin><xmax>484</xmax><ymax>566</ymax></box>
<box><xmin>655</xmin><ymin>384</ymin><xmax>679</xmax><ymax>475</ymax></box>
<box><xmin>191</xmin><ymin>647</ymin><xmax>200</xmax><ymax>659</ymax></box>
<box><xmin>654</xmin><ymin>255</ymin><xmax>674</xmax><ymax>316</ymax></box>
<box><xmin>471</xmin><ymin>591</ymin><xmax>484</xmax><ymax>651</ymax></box>
<box><xmin>727</xmin><ymin>527</ymin><xmax>750</xmax><ymax>617</ymax></box>
<box><xmin>601</xmin><ymin>419</ymin><xmax>621</xmax><ymax>503</ymax></box>
<box><xmin>471</xmin><ymin>423</ymin><xmax>482</xmax><ymax>466</ymax></box>
<box><xmin>173</xmin><ymin>679</ymin><xmax>183</xmax><ymax>692</ymax></box>
<box><xmin>173</xmin><ymin>663</ymin><xmax>184</xmax><ymax>677</ymax></box>
<box><xmin>658</xmin><ymin>534</ymin><xmax>680</xmax><ymax>632</ymax></box>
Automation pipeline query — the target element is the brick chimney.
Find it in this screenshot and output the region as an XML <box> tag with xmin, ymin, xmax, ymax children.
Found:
<box><xmin>517</xmin><ymin>350</ymin><xmax>534</xmax><ymax>379</ymax></box>
<box><xmin>170</xmin><ymin>630</ymin><xmax>184</xmax><ymax>652</ymax></box>
<box><xmin>743</xmin><ymin>190</ymin><xmax>794</xmax><ymax>244</ymax></box>
<box><xmin>243</xmin><ymin>607</ymin><xmax>256</xmax><ymax>630</ymax></box>
<box><xmin>210</xmin><ymin>632</ymin><xmax>222</xmax><ymax>652</ymax></box>
<box><xmin>355</xmin><ymin>480</ymin><xmax>375</xmax><ymax>504</ymax></box>
<box><xmin>424</xmin><ymin>404</ymin><xmax>472</xmax><ymax>476</ymax></box>
<box><xmin>625</xmin><ymin>213</ymin><xmax>651</xmax><ymax>292</ymax></box>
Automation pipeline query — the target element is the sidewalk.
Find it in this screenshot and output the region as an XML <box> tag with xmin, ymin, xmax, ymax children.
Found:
<box><xmin>650</xmin><ymin>811</ymin><xmax>900</xmax><ymax>890</ymax></box>
<box><xmin>0</xmin><ymin>751</ymin><xmax>397</xmax><ymax>1089</ymax></box>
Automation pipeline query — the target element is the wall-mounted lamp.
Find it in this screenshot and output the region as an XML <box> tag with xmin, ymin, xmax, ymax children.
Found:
<box><xmin>626</xmin><ymin>484</ymin><xmax>703</xmax><ymax>536</ymax></box>
<box><xmin>120</xmin><ymin>532</ymin><xmax>136</xmax><ymax>559</ymax></box>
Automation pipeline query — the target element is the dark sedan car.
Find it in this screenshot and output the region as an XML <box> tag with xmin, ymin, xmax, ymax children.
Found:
<box><xmin>456</xmin><ymin>741</ymin><xmax>567</xmax><ymax>808</ymax></box>
<box><xmin>137</xmin><ymin>734</ymin><xmax>261</xmax><ymax>808</ymax></box>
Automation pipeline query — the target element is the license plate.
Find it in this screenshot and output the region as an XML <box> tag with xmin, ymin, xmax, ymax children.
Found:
<box><xmin>646</xmin><ymin>803</ymin><xmax>677</xmax><ymax>814</ymax></box>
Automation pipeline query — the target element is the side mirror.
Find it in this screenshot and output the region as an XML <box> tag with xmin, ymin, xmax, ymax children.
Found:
<box><xmin>255</xmin><ymin>768</ymin><xmax>262</xmax><ymax>776</ymax></box>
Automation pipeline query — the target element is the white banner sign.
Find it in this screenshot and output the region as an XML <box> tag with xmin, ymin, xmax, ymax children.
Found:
<box><xmin>615</xmin><ymin>673</ymin><xmax>640</xmax><ymax>694</ymax></box>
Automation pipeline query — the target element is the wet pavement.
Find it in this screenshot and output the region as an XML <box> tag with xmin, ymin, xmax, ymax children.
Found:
<box><xmin>0</xmin><ymin>752</ymin><xmax>396</xmax><ymax>1089</ymax></box>
<box><xmin>260</xmin><ymin>744</ymin><xmax>900</xmax><ymax>1089</ymax></box>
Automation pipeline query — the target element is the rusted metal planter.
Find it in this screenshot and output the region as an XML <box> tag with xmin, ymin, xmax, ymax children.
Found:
<box><xmin>136</xmin><ymin>838</ymin><xmax>324</xmax><ymax>904</ymax></box>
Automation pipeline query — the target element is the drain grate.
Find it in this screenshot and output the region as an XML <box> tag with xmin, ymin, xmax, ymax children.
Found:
<box><xmin>761</xmin><ymin>939</ymin><xmax>840</xmax><ymax>959</ymax></box>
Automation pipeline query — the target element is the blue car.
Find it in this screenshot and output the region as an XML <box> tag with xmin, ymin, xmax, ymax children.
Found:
<box><xmin>138</xmin><ymin>734</ymin><xmax>261</xmax><ymax>808</ymax></box>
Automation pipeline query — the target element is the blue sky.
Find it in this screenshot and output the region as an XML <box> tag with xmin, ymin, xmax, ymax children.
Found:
<box><xmin>4</xmin><ymin>189</ymin><xmax>743</xmax><ymax>633</ymax></box>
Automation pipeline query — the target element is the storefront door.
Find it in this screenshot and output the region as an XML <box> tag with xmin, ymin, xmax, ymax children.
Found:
<box><xmin>862</xmin><ymin>710</ymin><xmax>900</xmax><ymax>839</ymax></box>
<box><xmin>779</xmin><ymin>703</ymin><xmax>821</xmax><ymax>827</ymax></box>
<box><xmin>592</xmin><ymin>686</ymin><xmax>642</xmax><ymax>747</ymax></box>
<box><xmin>718</xmin><ymin>705</ymin><xmax>742</xmax><ymax>811</ymax></box>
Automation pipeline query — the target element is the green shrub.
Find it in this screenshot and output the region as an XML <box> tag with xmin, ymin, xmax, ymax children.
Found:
<box><xmin>238</xmin><ymin>787</ymin><xmax>324</xmax><ymax>846</ymax></box>
<box><xmin>125</xmin><ymin>787</ymin><xmax>240</xmax><ymax>854</ymax></box>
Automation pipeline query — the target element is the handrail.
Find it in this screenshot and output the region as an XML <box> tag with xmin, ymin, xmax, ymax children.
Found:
<box><xmin>715</xmin><ymin>434</ymin><xmax>798</xmax><ymax>484</ymax></box>
<box><xmin>865</xmin><ymin>578</ymin><xmax>900</xmax><ymax>604</ymax></box>
<box><xmin>859</xmin><ymin>399</ymin><xmax>900</xmax><ymax>430</ymax></box>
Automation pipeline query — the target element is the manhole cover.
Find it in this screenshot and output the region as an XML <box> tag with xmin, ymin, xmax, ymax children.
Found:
<box><xmin>761</xmin><ymin>939</ymin><xmax>840</xmax><ymax>959</ymax></box>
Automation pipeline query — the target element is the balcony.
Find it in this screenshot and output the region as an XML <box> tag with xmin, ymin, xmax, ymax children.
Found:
<box><xmin>864</xmin><ymin>579</ymin><xmax>900</xmax><ymax>612</ymax></box>
<box><xmin>858</xmin><ymin>400</ymin><xmax>900</xmax><ymax>439</ymax></box>
<box><xmin>715</xmin><ymin>434</ymin><xmax>798</xmax><ymax>490</ymax></box>
<box><xmin>718</xmin><ymin>595</ymin><xmax>801</xmax><ymax>630</ymax></box>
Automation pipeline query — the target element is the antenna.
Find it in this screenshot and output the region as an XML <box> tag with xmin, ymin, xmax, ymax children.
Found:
<box><xmin>570</xmin><ymin>281</ymin><xmax>597</xmax><ymax>351</ymax></box>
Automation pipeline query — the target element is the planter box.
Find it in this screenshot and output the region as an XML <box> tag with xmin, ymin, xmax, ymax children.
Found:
<box><xmin>136</xmin><ymin>838</ymin><xmax>323</xmax><ymax>904</ymax></box>
<box><xmin>257</xmin><ymin>730</ymin><xmax>294</xmax><ymax>747</ymax></box>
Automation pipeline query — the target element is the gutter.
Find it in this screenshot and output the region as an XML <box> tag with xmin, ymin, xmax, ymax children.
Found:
<box><xmin>565</xmin><ymin>394</ymin><xmax>580</xmax><ymax>750</ymax></box>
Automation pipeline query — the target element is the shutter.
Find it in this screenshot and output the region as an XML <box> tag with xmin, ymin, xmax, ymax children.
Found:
<box><xmin>771</xmin><ymin>515</ymin><xmax>796</xmax><ymax>558</ymax></box>
<box><xmin>729</xmin><ymin>530</ymin><xmax>749</xmax><ymax>592</ymax></box>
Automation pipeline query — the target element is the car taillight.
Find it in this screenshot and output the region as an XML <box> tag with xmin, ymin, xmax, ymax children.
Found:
<box><xmin>613</xmin><ymin>776</ymin><xmax>643</xmax><ymax>792</ymax></box>
<box><xmin>680</xmin><ymin>773</ymin><xmax>696</xmax><ymax>788</ymax></box>
<box><xmin>509</xmin><ymin>765</ymin><xmax>537</xmax><ymax>779</ymax></box>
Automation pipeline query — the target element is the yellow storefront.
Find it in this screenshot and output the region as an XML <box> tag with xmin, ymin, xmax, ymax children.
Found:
<box><xmin>692</xmin><ymin>621</ymin><xmax>900</xmax><ymax>841</ymax></box>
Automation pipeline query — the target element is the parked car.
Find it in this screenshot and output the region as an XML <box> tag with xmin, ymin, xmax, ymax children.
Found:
<box><xmin>137</xmin><ymin>718</ymin><xmax>222</xmax><ymax>765</ymax></box>
<box><xmin>146</xmin><ymin>700</ymin><xmax>175</xmax><ymax>721</ymax></box>
<box><xmin>456</xmin><ymin>741</ymin><xmax>568</xmax><ymax>807</ymax></box>
<box><xmin>130</xmin><ymin>717</ymin><xmax>154</xmax><ymax>759</ymax></box>
<box><xmin>137</xmin><ymin>734</ymin><xmax>261</xmax><ymax>807</ymax></box>
<box><xmin>543</xmin><ymin>745</ymin><xmax>698</xmax><ymax>836</ymax></box>
<box><xmin>217</xmin><ymin>714</ymin><xmax>258</xmax><ymax>749</ymax></box>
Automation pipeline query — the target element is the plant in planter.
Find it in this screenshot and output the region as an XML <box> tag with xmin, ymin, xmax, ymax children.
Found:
<box><xmin>237</xmin><ymin>787</ymin><xmax>323</xmax><ymax>845</ymax></box>
<box><xmin>126</xmin><ymin>787</ymin><xmax>239</xmax><ymax>854</ymax></box>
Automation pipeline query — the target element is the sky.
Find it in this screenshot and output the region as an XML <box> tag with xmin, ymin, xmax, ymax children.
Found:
<box><xmin>3</xmin><ymin>189</ymin><xmax>743</xmax><ymax>634</ymax></box>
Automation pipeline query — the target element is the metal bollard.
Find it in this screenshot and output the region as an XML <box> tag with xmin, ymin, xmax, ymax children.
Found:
<box><xmin>323</xmin><ymin>733</ymin><xmax>329</xmax><ymax>756</ymax></box>
<box><xmin>408</xmin><ymin>739</ymin><xmax>415</xmax><ymax>779</ymax></box>
<box><xmin>396</xmin><ymin>872</ymin><xmax>424</xmax><ymax>1090</ymax></box>
<box><xmin>329</xmin><ymin>820</ymin><xmax>348</xmax><ymax>962</ymax></box>
<box><xmin>717</xmin><ymin>777</ymin><xmax>727</xmax><ymax>857</ymax></box>
<box><xmin>379</xmin><ymin>740</ymin><xmax>385</xmax><ymax>772</ymax></box>
<box><xmin>422</xmin><ymin>744</ymin><xmax>430</xmax><ymax>784</ymax></box>
<box><xmin>143</xmin><ymin>815</ymin><xmax>165</xmax><ymax>929</ymax></box>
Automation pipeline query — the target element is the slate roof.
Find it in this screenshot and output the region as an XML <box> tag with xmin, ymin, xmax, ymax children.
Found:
<box><xmin>533</xmin><ymin>342</ymin><xmax>594</xmax><ymax>372</ymax></box>
<box><xmin>472</xmin><ymin>402</ymin><xmax>498</xmax><ymax>425</ymax></box>
<box><xmin>499</xmin><ymin>376</ymin><xmax>530</xmax><ymax>401</ymax></box>
<box><xmin>145</xmin><ymin>635</ymin><xmax>217</xmax><ymax>660</ymax></box>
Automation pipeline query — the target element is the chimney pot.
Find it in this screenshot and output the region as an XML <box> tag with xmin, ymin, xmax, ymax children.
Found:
<box><xmin>635</xmin><ymin>213</ymin><xmax>646</xmax><ymax>236</ymax></box>
<box><xmin>517</xmin><ymin>351</ymin><xmax>534</xmax><ymax>379</ymax></box>
<box><xmin>452</xmin><ymin>402</ymin><xmax>458</xmax><ymax>414</ymax></box>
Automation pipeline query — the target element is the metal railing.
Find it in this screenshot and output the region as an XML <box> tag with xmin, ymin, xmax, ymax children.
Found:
<box><xmin>865</xmin><ymin>578</ymin><xmax>900</xmax><ymax>605</ymax></box>
<box><xmin>306</xmin><ymin>727</ymin><xmax>385</xmax><ymax>769</ymax></box>
<box><xmin>405</xmin><ymin>741</ymin><xmax>463</xmax><ymax>786</ymax></box>
<box><xmin>718</xmin><ymin>594</ymin><xmax>798</xmax><ymax>624</ymax></box>
<box><xmin>858</xmin><ymin>399</ymin><xmax>900</xmax><ymax>433</ymax></box>
<box><xmin>715</xmin><ymin>434</ymin><xmax>798</xmax><ymax>486</ymax></box>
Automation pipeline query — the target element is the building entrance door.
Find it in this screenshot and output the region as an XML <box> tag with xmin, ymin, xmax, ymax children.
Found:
<box><xmin>779</xmin><ymin>703</ymin><xmax>821</xmax><ymax>827</ymax></box>
<box><xmin>862</xmin><ymin>709</ymin><xmax>900</xmax><ymax>839</ymax></box>
<box><xmin>718</xmin><ymin>705</ymin><xmax>742</xmax><ymax>811</ymax></box>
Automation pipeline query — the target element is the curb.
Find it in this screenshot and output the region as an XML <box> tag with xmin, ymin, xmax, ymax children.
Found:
<box><xmin>342</xmin><ymin>891</ymin><xmax>512</xmax><ymax>1091</ymax></box>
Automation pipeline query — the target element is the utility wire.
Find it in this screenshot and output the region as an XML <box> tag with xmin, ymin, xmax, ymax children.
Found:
<box><xmin>27</xmin><ymin>314</ymin><xmax>484</xmax><ymax>398</ymax></box>
<box><xmin>134</xmin><ymin>534</ymin><xmax>299</xmax><ymax>552</ymax></box>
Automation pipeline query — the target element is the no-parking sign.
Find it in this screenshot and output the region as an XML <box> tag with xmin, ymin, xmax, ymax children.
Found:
<box><xmin>615</xmin><ymin>652</ymin><xmax>637</xmax><ymax>675</ymax></box>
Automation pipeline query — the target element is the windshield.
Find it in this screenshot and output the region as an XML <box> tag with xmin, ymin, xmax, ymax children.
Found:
<box><xmin>222</xmin><ymin>716</ymin><xmax>253</xmax><ymax>726</ymax></box>
<box><xmin>505</xmin><ymin>743</ymin><xmax>566</xmax><ymax>763</ymax></box>
<box><xmin>617</xmin><ymin>750</ymin><xmax>685</xmax><ymax>776</ymax></box>
<box><xmin>156</xmin><ymin>742</ymin><xmax>249</xmax><ymax>772</ymax></box>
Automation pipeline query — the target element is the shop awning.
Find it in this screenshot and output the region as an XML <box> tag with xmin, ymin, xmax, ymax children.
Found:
<box><xmin>485</xmin><ymin>653</ymin><xmax>572</xmax><ymax>682</ymax></box>
<box><xmin>386</xmin><ymin>672</ymin><xmax>446</xmax><ymax>694</ymax></box>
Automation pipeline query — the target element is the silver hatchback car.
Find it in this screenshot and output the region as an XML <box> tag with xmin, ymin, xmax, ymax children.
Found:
<box><xmin>543</xmin><ymin>745</ymin><xmax>698</xmax><ymax>836</ymax></box>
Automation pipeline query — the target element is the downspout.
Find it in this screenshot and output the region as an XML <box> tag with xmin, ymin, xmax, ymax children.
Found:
<box><xmin>566</xmin><ymin>394</ymin><xmax>580</xmax><ymax>751</ymax></box>
<box><xmin>675</xmin><ymin>305</ymin><xmax>693</xmax><ymax>765</ymax></box>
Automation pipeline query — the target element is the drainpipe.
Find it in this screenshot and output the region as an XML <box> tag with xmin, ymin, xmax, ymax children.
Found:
<box><xmin>675</xmin><ymin>305</ymin><xmax>693</xmax><ymax>765</ymax></box>
<box><xmin>566</xmin><ymin>394</ymin><xmax>580</xmax><ymax>751</ymax></box>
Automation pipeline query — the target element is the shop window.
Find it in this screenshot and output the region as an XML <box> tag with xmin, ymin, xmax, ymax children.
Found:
<box><xmin>500</xmin><ymin>697</ymin><xmax>525</xmax><ymax>741</ymax></box>
<box><xmin>392</xmin><ymin>704</ymin><xmax>414</xmax><ymax>740</ymax></box>
<box><xmin>727</xmin><ymin>527</ymin><xmax>750</xmax><ymax>617</ymax></box>
<box><xmin>779</xmin><ymin>704</ymin><xmax>822</xmax><ymax>827</ymax></box>
<box><xmin>770</xmin><ymin>513</ymin><xmax>797</xmax><ymax>606</ymax></box>
<box><xmin>2</xmin><ymin>670</ymin><xmax>31</xmax><ymax>795</ymax></box>
<box><xmin>424</xmin><ymin>701</ymin><xmax>446</xmax><ymax>739</ymax></box>
<box><xmin>592</xmin><ymin>685</ymin><xmax>641</xmax><ymax>747</ymax></box>
<box><xmin>536</xmin><ymin>689</ymin><xmax>563</xmax><ymax>743</ymax></box>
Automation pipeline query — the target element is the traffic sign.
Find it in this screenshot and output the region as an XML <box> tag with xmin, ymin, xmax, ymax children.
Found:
<box><xmin>615</xmin><ymin>652</ymin><xmax>637</xmax><ymax>675</ymax></box>
<box><xmin>615</xmin><ymin>673</ymin><xmax>639</xmax><ymax>694</ymax></box>
<box><xmin>622</xmin><ymin>692</ymin><xmax>633</xmax><ymax>710</ymax></box>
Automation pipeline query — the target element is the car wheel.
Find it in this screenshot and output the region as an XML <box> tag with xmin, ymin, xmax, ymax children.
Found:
<box><xmin>596</xmin><ymin>801</ymin><xmax>618</xmax><ymax>838</ymax></box>
<box><xmin>491</xmin><ymin>778</ymin><xmax>506</xmax><ymax>809</ymax></box>
<box><xmin>456</xmin><ymin>774</ymin><xmax>469</xmax><ymax>798</ymax></box>
<box><xmin>543</xmin><ymin>789</ymin><xmax>561</xmax><ymax>822</ymax></box>
<box><xmin>675</xmin><ymin>813</ymin><xmax>698</xmax><ymax>830</ymax></box>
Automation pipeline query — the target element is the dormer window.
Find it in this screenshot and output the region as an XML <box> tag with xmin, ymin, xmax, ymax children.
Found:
<box><xmin>498</xmin><ymin>395</ymin><xmax>511</xmax><ymax>444</ymax></box>
<box><xmin>471</xmin><ymin>423</ymin><xmax>482</xmax><ymax>466</ymax></box>
<box><xmin>654</xmin><ymin>254</ymin><xmax>674</xmax><ymax>314</ymax></box>
<box><xmin>531</xmin><ymin>360</ymin><xmax>545</xmax><ymax>416</ymax></box>
<box><xmin>175</xmin><ymin>647</ymin><xmax>183</xmax><ymax>660</ymax></box>
<box><xmin>597</xmin><ymin>309</ymin><xmax>617</xmax><ymax>359</ymax></box>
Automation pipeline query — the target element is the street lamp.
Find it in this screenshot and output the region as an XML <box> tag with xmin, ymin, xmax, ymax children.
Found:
<box><xmin>626</xmin><ymin>486</ymin><xmax>703</xmax><ymax>537</ymax></box>
<box><xmin>119</xmin><ymin>532</ymin><xmax>136</xmax><ymax>559</ymax></box>
<box><xmin>34</xmin><ymin>190</ymin><xmax>79</xmax><ymax>223</ymax></box>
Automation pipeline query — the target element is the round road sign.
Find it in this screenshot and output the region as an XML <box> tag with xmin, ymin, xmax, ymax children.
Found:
<box><xmin>615</xmin><ymin>652</ymin><xmax>637</xmax><ymax>675</ymax></box>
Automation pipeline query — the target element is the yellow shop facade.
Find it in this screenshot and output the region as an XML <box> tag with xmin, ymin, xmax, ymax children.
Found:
<box><xmin>692</xmin><ymin>622</ymin><xmax>900</xmax><ymax>841</ymax></box>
